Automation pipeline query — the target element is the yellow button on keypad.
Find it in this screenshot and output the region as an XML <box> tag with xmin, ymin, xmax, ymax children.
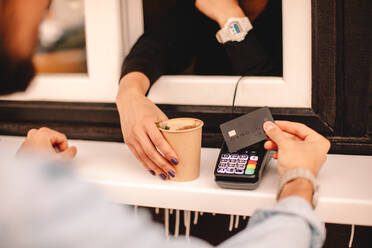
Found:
<box><xmin>247</xmin><ymin>164</ymin><xmax>256</xmax><ymax>169</ymax></box>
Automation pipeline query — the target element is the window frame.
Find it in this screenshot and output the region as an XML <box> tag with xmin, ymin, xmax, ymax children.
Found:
<box><xmin>138</xmin><ymin>0</ymin><xmax>313</xmax><ymax>107</ymax></box>
<box><xmin>1</xmin><ymin>0</ymin><xmax>312</xmax><ymax>107</ymax></box>
<box><xmin>0</xmin><ymin>0</ymin><xmax>123</xmax><ymax>102</ymax></box>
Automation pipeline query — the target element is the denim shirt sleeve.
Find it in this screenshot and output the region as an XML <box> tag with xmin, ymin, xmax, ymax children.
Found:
<box><xmin>220</xmin><ymin>197</ymin><xmax>326</xmax><ymax>248</ymax></box>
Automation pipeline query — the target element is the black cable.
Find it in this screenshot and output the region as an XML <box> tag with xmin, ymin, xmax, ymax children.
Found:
<box><xmin>231</xmin><ymin>76</ymin><xmax>244</xmax><ymax>117</ymax></box>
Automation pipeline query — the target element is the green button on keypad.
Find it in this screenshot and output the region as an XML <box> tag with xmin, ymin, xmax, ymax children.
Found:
<box><xmin>245</xmin><ymin>168</ymin><xmax>255</xmax><ymax>175</ymax></box>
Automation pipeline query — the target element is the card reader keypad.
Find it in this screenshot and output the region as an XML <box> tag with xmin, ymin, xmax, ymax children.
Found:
<box><xmin>216</xmin><ymin>152</ymin><xmax>259</xmax><ymax>176</ymax></box>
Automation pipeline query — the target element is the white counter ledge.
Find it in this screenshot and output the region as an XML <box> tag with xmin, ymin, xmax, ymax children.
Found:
<box><xmin>1</xmin><ymin>135</ymin><xmax>371</xmax><ymax>226</ymax></box>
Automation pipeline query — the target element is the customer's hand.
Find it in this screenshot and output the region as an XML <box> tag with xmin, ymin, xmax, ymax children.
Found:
<box><xmin>116</xmin><ymin>72</ymin><xmax>178</xmax><ymax>180</ymax></box>
<box><xmin>195</xmin><ymin>0</ymin><xmax>245</xmax><ymax>28</ymax></box>
<box><xmin>17</xmin><ymin>127</ymin><xmax>77</xmax><ymax>160</ymax></box>
<box><xmin>263</xmin><ymin>121</ymin><xmax>331</xmax><ymax>177</ymax></box>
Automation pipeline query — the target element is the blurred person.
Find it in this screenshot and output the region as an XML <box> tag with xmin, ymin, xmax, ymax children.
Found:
<box><xmin>0</xmin><ymin>0</ymin><xmax>76</xmax><ymax>158</ymax></box>
<box><xmin>0</xmin><ymin>1</ymin><xmax>330</xmax><ymax>248</ymax></box>
<box><xmin>117</xmin><ymin>0</ymin><xmax>282</xmax><ymax>179</ymax></box>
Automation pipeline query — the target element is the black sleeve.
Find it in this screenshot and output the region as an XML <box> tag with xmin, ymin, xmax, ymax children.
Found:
<box><xmin>121</xmin><ymin>0</ymin><xmax>197</xmax><ymax>85</ymax></box>
<box><xmin>223</xmin><ymin>30</ymin><xmax>282</xmax><ymax>76</ymax></box>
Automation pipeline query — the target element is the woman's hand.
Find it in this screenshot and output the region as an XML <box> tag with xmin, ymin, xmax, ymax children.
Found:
<box><xmin>17</xmin><ymin>127</ymin><xmax>77</xmax><ymax>160</ymax></box>
<box><xmin>116</xmin><ymin>72</ymin><xmax>178</xmax><ymax>180</ymax></box>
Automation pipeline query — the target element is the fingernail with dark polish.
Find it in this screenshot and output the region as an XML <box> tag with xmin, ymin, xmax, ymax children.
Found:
<box><xmin>168</xmin><ymin>170</ymin><xmax>175</xmax><ymax>178</ymax></box>
<box><xmin>159</xmin><ymin>174</ymin><xmax>167</xmax><ymax>180</ymax></box>
<box><xmin>149</xmin><ymin>170</ymin><xmax>155</xmax><ymax>176</ymax></box>
<box><xmin>170</xmin><ymin>158</ymin><xmax>179</xmax><ymax>165</ymax></box>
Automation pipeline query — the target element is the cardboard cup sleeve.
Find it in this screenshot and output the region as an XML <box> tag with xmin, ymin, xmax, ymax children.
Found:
<box><xmin>158</xmin><ymin>118</ymin><xmax>204</xmax><ymax>182</ymax></box>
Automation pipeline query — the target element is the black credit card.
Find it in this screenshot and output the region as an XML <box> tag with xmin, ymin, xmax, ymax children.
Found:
<box><xmin>220</xmin><ymin>107</ymin><xmax>274</xmax><ymax>152</ymax></box>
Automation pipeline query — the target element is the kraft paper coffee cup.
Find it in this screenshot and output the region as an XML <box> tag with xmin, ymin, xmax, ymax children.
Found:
<box><xmin>158</xmin><ymin>118</ymin><xmax>204</xmax><ymax>182</ymax></box>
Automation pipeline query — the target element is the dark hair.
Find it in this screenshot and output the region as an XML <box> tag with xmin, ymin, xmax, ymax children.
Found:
<box><xmin>0</xmin><ymin>49</ymin><xmax>35</xmax><ymax>95</ymax></box>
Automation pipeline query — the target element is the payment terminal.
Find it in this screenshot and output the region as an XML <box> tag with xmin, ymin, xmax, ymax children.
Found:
<box><xmin>214</xmin><ymin>107</ymin><xmax>274</xmax><ymax>190</ymax></box>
